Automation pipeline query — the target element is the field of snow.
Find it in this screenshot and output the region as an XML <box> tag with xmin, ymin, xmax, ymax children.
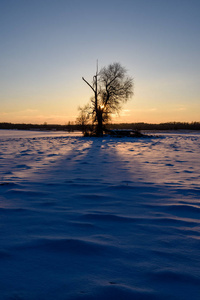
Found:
<box><xmin>0</xmin><ymin>129</ymin><xmax>200</xmax><ymax>300</ymax></box>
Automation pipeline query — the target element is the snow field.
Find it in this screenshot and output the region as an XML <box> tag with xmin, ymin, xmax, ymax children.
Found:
<box><xmin>0</xmin><ymin>130</ymin><xmax>200</xmax><ymax>299</ymax></box>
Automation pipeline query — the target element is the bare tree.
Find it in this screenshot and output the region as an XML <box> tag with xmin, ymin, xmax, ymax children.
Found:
<box><xmin>79</xmin><ymin>62</ymin><xmax>133</xmax><ymax>136</ymax></box>
<box><xmin>76</xmin><ymin>105</ymin><xmax>91</xmax><ymax>135</ymax></box>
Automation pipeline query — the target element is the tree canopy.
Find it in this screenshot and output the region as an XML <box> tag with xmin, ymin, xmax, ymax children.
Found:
<box><xmin>77</xmin><ymin>62</ymin><xmax>133</xmax><ymax>136</ymax></box>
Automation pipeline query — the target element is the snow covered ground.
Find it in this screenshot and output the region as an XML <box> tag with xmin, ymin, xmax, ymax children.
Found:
<box><xmin>0</xmin><ymin>129</ymin><xmax>200</xmax><ymax>300</ymax></box>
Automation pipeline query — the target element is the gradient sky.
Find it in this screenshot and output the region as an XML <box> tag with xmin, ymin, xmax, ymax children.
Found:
<box><xmin>1</xmin><ymin>0</ymin><xmax>200</xmax><ymax>124</ymax></box>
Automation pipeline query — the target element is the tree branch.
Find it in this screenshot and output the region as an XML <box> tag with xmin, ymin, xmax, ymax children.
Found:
<box><xmin>82</xmin><ymin>77</ymin><xmax>95</xmax><ymax>93</ymax></box>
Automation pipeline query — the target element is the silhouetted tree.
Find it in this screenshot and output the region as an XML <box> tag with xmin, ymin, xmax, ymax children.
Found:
<box><xmin>79</xmin><ymin>62</ymin><xmax>133</xmax><ymax>136</ymax></box>
<box><xmin>76</xmin><ymin>105</ymin><xmax>91</xmax><ymax>135</ymax></box>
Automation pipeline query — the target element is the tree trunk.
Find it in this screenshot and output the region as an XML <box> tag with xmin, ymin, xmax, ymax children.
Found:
<box><xmin>96</xmin><ymin>109</ymin><xmax>103</xmax><ymax>136</ymax></box>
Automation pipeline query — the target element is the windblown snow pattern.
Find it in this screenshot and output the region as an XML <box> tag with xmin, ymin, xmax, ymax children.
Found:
<box><xmin>0</xmin><ymin>130</ymin><xmax>200</xmax><ymax>300</ymax></box>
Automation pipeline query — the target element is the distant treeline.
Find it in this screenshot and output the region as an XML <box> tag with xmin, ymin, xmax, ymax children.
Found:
<box><xmin>107</xmin><ymin>122</ymin><xmax>200</xmax><ymax>131</ymax></box>
<box><xmin>0</xmin><ymin>122</ymin><xmax>200</xmax><ymax>131</ymax></box>
<box><xmin>0</xmin><ymin>122</ymin><xmax>76</xmax><ymax>131</ymax></box>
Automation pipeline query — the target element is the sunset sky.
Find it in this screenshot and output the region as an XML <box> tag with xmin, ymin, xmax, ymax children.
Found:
<box><xmin>1</xmin><ymin>0</ymin><xmax>200</xmax><ymax>124</ymax></box>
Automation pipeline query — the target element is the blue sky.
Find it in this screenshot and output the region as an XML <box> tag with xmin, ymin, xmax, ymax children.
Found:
<box><xmin>1</xmin><ymin>0</ymin><xmax>200</xmax><ymax>124</ymax></box>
